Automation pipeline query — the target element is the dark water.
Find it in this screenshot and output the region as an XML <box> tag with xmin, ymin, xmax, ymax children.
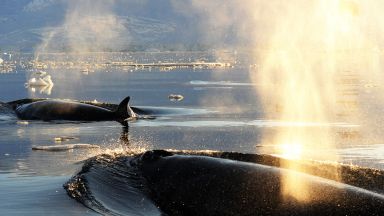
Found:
<box><xmin>1</xmin><ymin>52</ymin><xmax>384</xmax><ymax>215</ymax></box>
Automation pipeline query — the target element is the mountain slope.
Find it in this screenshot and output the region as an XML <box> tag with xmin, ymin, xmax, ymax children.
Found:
<box><xmin>0</xmin><ymin>0</ymin><xmax>208</xmax><ymax>52</ymax></box>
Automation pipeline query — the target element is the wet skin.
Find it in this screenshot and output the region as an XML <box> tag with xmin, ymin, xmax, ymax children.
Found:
<box><xmin>15</xmin><ymin>96</ymin><xmax>134</xmax><ymax>126</ymax></box>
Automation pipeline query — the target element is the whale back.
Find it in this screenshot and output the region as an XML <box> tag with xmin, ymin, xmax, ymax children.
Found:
<box><xmin>15</xmin><ymin>100</ymin><xmax>114</xmax><ymax>121</ymax></box>
<box><xmin>138</xmin><ymin>150</ymin><xmax>384</xmax><ymax>216</ymax></box>
<box><xmin>64</xmin><ymin>150</ymin><xmax>384</xmax><ymax>216</ymax></box>
<box><xmin>14</xmin><ymin>97</ymin><xmax>136</xmax><ymax>125</ymax></box>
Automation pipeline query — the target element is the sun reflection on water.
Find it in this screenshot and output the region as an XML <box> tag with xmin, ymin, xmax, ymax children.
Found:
<box><xmin>278</xmin><ymin>142</ymin><xmax>303</xmax><ymax>160</ymax></box>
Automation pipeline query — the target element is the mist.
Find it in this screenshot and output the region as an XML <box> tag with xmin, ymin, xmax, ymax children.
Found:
<box><xmin>34</xmin><ymin>0</ymin><xmax>129</xmax><ymax>55</ymax></box>
<box><xmin>170</xmin><ymin>0</ymin><xmax>384</xmax><ymax>201</ymax></box>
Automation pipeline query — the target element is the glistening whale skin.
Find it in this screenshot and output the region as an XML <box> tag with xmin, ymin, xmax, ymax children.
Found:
<box><xmin>65</xmin><ymin>150</ymin><xmax>384</xmax><ymax>216</ymax></box>
<box><xmin>15</xmin><ymin>96</ymin><xmax>136</xmax><ymax>126</ymax></box>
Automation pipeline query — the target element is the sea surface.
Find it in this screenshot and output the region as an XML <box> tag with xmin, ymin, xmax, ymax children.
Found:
<box><xmin>1</xmin><ymin>52</ymin><xmax>384</xmax><ymax>215</ymax></box>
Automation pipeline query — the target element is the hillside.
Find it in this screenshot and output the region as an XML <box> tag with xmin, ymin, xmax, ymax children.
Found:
<box><xmin>0</xmin><ymin>0</ymin><xmax>225</xmax><ymax>52</ymax></box>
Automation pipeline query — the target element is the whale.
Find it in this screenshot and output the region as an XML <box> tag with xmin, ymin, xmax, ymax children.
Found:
<box><xmin>65</xmin><ymin>150</ymin><xmax>384</xmax><ymax>216</ymax></box>
<box><xmin>15</xmin><ymin>96</ymin><xmax>136</xmax><ymax>126</ymax></box>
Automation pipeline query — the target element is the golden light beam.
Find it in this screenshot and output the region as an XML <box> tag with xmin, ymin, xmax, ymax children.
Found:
<box><xmin>253</xmin><ymin>0</ymin><xmax>368</xmax><ymax>202</ymax></box>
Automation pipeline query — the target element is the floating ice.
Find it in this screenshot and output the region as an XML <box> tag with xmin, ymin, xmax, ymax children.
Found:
<box><xmin>32</xmin><ymin>144</ymin><xmax>100</xmax><ymax>151</ymax></box>
<box><xmin>25</xmin><ymin>73</ymin><xmax>54</xmax><ymax>95</ymax></box>
<box><xmin>27</xmin><ymin>77</ymin><xmax>48</xmax><ymax>86</ymax></box>
<box><xmin>81</xmin><ymin>68</ymin><xmax>94</xmax><ymax>74</ymax></box>
<box><xmin>26</xmin><ymin>75</ymin><xmax>53</xmax><ymax>87</ymax></box>
<box><xmin>29</xmin><ymin>84</ymin><xmax>53</xmax><ymax>95</ymax></box>
<box><xmin>35</xmin><ymin>70</ymin><xmax>47</xmax><ymax>76</ymax></box>
<box><xmin>54</xmin><ymin>136</ymin><xmax>77</xmax><ymax>142</ymax></box>
<box><xmin>168</xmin><ymin>94</ymin><xmax>184</xmax><ymax>101</ymax></box>
<box><xmin>16</xmin><ymin>121</ymin><xmax>29</xmax><ymax>125</ymax></box>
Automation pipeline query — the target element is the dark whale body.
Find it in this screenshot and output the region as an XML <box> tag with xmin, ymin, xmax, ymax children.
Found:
<box><xmin>65</xmin><ymin>150</ymin><xmax>384</xmax><ymax>216</ymax></box>
<box><xmin>15</xmin><ymin>96</ymin><xmax>135</xmax><ymax>126</ymax></box>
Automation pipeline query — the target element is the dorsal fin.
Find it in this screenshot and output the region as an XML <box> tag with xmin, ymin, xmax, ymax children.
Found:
<box><xmin>115</xmin><ymin>96</ymin><xmax>137</xmax><ymax>126</ymax></box>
